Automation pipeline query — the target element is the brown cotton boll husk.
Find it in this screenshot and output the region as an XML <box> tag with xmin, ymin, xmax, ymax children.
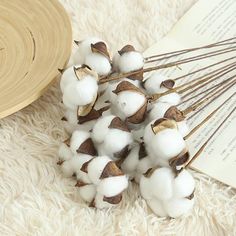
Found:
<box><xmin>77</xmin><ymin>94</ymin><xmax>97</xmax><ymax>117</ymax></box>
<box><xmin>80</xmin><ymin>159</ymin><xmax>93</xmax><ymax>173</ymax></box>
<box><xmin>112</xmin><ymin>80</ymin><xmax>144</xmax><ymax>95</ymax></box>
<box><xmin>138</xmin><ymin>142</ymin><xmax>147</xmax><ymax>160</ymax></box>
<box><xmin>103</xmin><ymin>193</ymin><xmax>122</xmax><ymax>204</ymax></box>
<box><xmin>78</xmin><ymin>105</ymin><xmax>110</xmax><ymax>124</ymax></box>
<box><xmin>113</xmin><ymin>145</ymin><xmax>130</xmax><ymax>161</ymax></box>
<box><xmin>168</xmin><ymin>148</ymin><xmax>190</xmax><ymax>172</ymax></box>
<box><xmin>63</xmin><ymin>137</ymin><xmax>71</xmax><ymax>147</ymax></box>
<box><xmin>164</xmin><ymin>106</ymin><xmax>186</xmax><ymax>122</ymax></box>
<box><xmin>108</xmin><ymin>117</ymin><xmax>130</xmax><ymax>132</ymax></box>
<box><xmin>118</xmin><ymin>45</ymin><xmax>135</xmax><ymax>55</ymax></box>
<box><xmin>186</xmin><ymin>190</ymin><xmax>195</xmax><ymax>200</ymax></box>
<box><xmin>151</xmin><ymin>118</ymin><xmax>178</xmax><ymax>135</ymax></box>
<box><xmin>76</xmin><ymin>138</ymin><xmax>97</xmax><ymax>156</ymax></box>
<box><xmin>127</xmin><ymin>70</ymin><xmax>144</xmax><ymax>81</ymax></box>
<box><xmin>160</xmin><ymin>79</ymin><xmax>175</xmax><ymax>89</ymax></box>
<box><xmin>91</xmin><ymin>42</ymin><xmax>110</xmax><ymax>61</ymax></box>
<box><xmin>126</xmin><ymin>101</ymin><xmax>147</xmax><ymax>124</ymax></box>
<box><xmin>75</xmin><ymin>180</ymin><xmax>88</xmax><ymax>187</ymax></box>
<box><xmin>73</xmin><ymin>65</ymin><xmax>99</xmax><ymax>81</ymax></box>
<box><xmin>100</xmin><ymin>161</ymin><xmax>124</xmax><ymax>179</ymax></box>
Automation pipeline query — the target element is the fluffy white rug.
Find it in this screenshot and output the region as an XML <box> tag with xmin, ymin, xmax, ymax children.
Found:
<box><xmin>1</xmin><ymin>0</ymin><xmax>236</xmax><ymax>235</ymax></box>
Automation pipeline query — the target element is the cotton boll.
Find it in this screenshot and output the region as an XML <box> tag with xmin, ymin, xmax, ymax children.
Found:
<box><xmin>148</xmin><ymin>102</ymin><xmax>172</xmax><ymax>121</ymax></box>
<box><xmin>151</xmin><ymin>129</ymin><xmax>186</xmax><ymax>160</ymax></box>
<box><xmin>173</xmin><ymin>170</ymin><xmax>195</xmax><ymax>198</ymax></box>
<box><xmin>164</xmin><ymin>198</ymin><xmax>194</xmax><ymax>218</ymax></box>
<box><xmin>87</xmin><ymin>156</ymin><xmax>111</xmax><ymax>185</ymax></box>
<box><xmin>65</xmin><ymin>109</ymin><xmax>78</xmax><ymax>125</ymax></box>
<box><xmin>73</xmin><ymin>37</ymin><xmax>103</xmax><ymax>65</ymax></box>
<box><xmin>158</xmin><ymin>92</ymin><xmax>181</xmax><ymax>106</ymax></box>
<box><xmin>139</xmin><ymin>175</ymin><xmax>153</xmax><ymax>200</ymax></box>
<box><xmin>118</xmin><ymin>51</ymin><xmax>144</xmax><ymax>73</ymax></box>
<box><xmin>103</xmin><ymin>129</ymin><xmax>133</xmax><ymax>154</ymax></box>
<box><xmin>177</xmin><ymin>120</ymin><xmax>190</xmax><ymax>137</ymax></box>
<box><xmin>121</xmin><ymin>146</ymin><xmax>139</xmax><ymax>176</ymax></box>
<box><xmin>62</xmin><ymin>77</ymin><xmax>98</xmax><ymax>109</ymax></box>
<box><xmin>97</xmin><ymin>175</ymin><xmax>128</xmax><ymax>197</ymax></box>
<box><xmin>60</xmin><ymin>66</ymin><xmax>78</xmax><ymax>93</ymax></box>
<box><xmin>144</xmin><ymin>73</ymin><xmax>168</xmax><ymax>94</ymax></box>
<box><xmin>115</xmin><ymin>91</ymin><xmax>146</xmax><ymax>117</ymax></box>
<box><xmin>149</xmin><ymin>167</ymin><xmax>174</xmax><ymax>200</ymax></box>
<box><xmin>70</xmin><ymin>130</ymin><xmax>90</xmax><ymax>154</ymax></box>
<box><xmin>135</xmin><ymin>157</ymin><xmax>153</xmax><ymax>183</ymax></box>
<box><xmin>91</xmin><ymin>115</ymin><xmax>115</xmax><ymax>144</ymax></box>
<box><xmin>85</xmin><ymin>53</ymin><xmax>111</xmax><ymax>76</ymax></box>
<box><xmin>131</xmin><ymin>127</ymin><xmax>145</xmax><ymax>142</ymax></box>
<box><xmin>58</xmin><ymin>143</ymin><xmax>73</xmax><ymax>161</ymax></box>
<box><xmin>78</xmin><ymin>184</ymin><xmax>96</xmax><ymax>203</ymax></box>
<box><xmin>147</xmin><ymin>198</ymin><xmax>168</xmax><ymax>217</ymax></box>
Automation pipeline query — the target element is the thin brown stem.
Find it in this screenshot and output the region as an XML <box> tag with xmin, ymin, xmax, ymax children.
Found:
<box><xmin>184</xmin><ymin>92</ymin><xmax>235</xmax><ymax>140</ymax></box>
<box><xmin>145</xmin><ymin>37</ymin><xmax>236</xmax><ymax>60</ymax></box>
<box><xmin>182</xmin><ymin>79</ymin><xmax>236</xmax><ymax>116</ymax></box>
<box><xmin>145</xmin><ymin>45</ymin><xmax>236</xmax><ymax>64</ymax></box>
<box><xmin>149</xmin><ymin>65</ymin><xmax>236</xmax><ymax>102</ymax></box>
<box><xmin>99</xmin><ymin>47</ymin><xmax>236</xmax><ymax>84</ymax></box>
<box><xmin>186</xmin><ymin>106</ymin><xmax>236</xmax><ymax>167</ymax></box>
<box><xmin>179</xmin><ymin>75</ymin><xmax>236</xmax><ymax>106</ymax></box>
<box><xmin>173</xmin><ymin>56</ymin><xmax>236</xmax><ymax>82</ymax></box>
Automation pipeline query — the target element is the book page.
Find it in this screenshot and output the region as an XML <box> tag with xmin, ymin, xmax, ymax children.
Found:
<box><xmin>144</xmin><ymin>0</ymin><xmax>236</xmax><ymax>188</ymax></box>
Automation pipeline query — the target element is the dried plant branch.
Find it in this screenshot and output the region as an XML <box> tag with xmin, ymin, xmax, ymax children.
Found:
<box><xmin>182</xmin><ymin>79</ymin><xmax>236</xmax><ymax>116</ymax></box>
<box><xmin>186</xmin><ymin>106</ymin><xmax>236</xmax><ymax>167</ymax></box>
<box><xmin>184</xmin><ymin>92</ymin><xmax>235</xmax><ymax>140</ymax></box>
<box><xmin>145</xmin><ymin>37</ymin><xmax>236</xmax><ymax>61</ymax></box>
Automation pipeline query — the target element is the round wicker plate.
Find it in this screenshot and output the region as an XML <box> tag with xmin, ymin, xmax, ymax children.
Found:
<box><xmin>0</xmin><ymin>0</ymin><xmax>72</xmax><ymax>119</ymax></box>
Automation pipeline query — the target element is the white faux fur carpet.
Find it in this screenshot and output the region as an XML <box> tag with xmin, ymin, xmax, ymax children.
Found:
<box><xmin>1</xmin><ymin>0</ymin><xmax>236</xmax><ymax>235</ymax></box>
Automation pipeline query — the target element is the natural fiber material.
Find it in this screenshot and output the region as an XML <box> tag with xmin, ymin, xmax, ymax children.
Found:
<box><xmin>0</xmin><ymin>0</ymin><xmax>71</xmax><ymax>119</ymax></box>
<box><xmin>1</xmin><ymin>0</ymin><xmax>236</xmax><ymax>235</ymax></box>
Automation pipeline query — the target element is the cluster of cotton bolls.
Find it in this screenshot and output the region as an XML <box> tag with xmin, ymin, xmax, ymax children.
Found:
<box><xmin>57</xmin><ymin>37</ymin><xmax>196</xmax><ymax>218</ymax></box>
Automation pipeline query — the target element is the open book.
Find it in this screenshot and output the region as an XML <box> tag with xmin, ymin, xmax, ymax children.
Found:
<box><xmin>144</xmin><ymin>0</ymin><xmax>236</xmax><ymax>187</ymax></box>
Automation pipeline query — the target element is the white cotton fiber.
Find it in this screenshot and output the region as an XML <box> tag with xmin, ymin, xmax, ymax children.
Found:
<box><xmin>112</xmin><ymin>52</ymin><xmax>120</xmax><ymax>71</ymax></box>
<box><xmin>87</xmin><ymin>156</ymin><xmax>111</xmax><ymax>185</ymax></box>
<box><xmin>121</xmin><ymin>145</ymin><xmax>139</xmax><ymax>175</ymax></box>
<box><xmin>91</xmin><ymin>115</ymin><xmax>115</xmax><ymax>144</ymax></box>
<box><xmin>115</xmin><ymin>91</ymin><xmax>146</xmax><ymax>117</ymax></box>
<box><xmin>103</xmin><ymin>129</ymin><xmax>133</xmax><ymax>154</ymax></box>
<box><xmin>60</xmin><ymin>66</ymin><xmax>78</xmax><ymax>93</ymax></box>
<box><xmin>147</xmin><ymin>198</ymin><xmax>168</xmax><ymax>217</ymax></box>
<box><xmin>149</xmin><ymin>167</ymin><xmax>174</xmax><ymax>200</ymax></box>
<box><xmin>78</xmin><ymin>184</ymin><xmax>96</xmax><ymax>203</ymax></box>
<box><xmin>135</xmin><ymin>157</ymin><xmax>153</xmax><ymax>181</ymax></box>
<box><xmin>118</xmin><ymin>51</ymin><xmax>144</xmax><ymax>73</ymax></box>
<box><xmin>62</xmin><ymin>76</ymin><xmax>98</xmax><ymax>109</ymax></box>
<box><xmin>143</xmin><ymin>120</ymin><xmax>156</xmax><ymax>144</ymax></box>
<box><xmin>140</xmin><ymin>176</ymin><xmax>153</xmax><ymax>200</ymax></box>
<box><xmin>144</xmin><ymin>73</ymin><xmax>168</xmax><ymax>94</ymax></box>
<box><xmin>97</xmin><ymin>175</ymin><xmax>128</xmax><ymax>197</ymax></box>
<box><xmin>73</xmin><ymin>37</ymin><xmax>103</xmax><ymax>65</ymax></box>
<box><xmin>158</xmin><ymin>92</ymin><xmax>181</xmax><ymax>106</ymax></box>
<box><xmin>148</xmin><ymin>102</ymin><xmax>172</xmax><ymax>121</ymax></box>
<box><xmin>151</xmin><ymin>129</ymin><xmax>186</xmax><ymax>160</ymax></box>
<box><xmin>65</xmin><ymin>109</ymin><xmax>78</xmax><ymax>125</ymax></box>
<box><xmin>177</xmin><ymin>120</ymin><xmax>190</xmax><ymax>137</ymax></box>
<box><xmin>164</xmin><ymin>198</ymin><xmax>194</xmax><ymax>218</ymax></box>
<box><xmin>58</xmin><ymin>143</ymin><xmax>73</xmax><ymax>161</ymax></box>
<box><xmin>61</xmin><ymin>157</ymin><xmax>82</xmax><ymax>177</ymax></box>
<box><xmin>85</xmin><ymin>53</ymin><xmax>111</xmax><ymax>76</ymax></box>
<box><xmin>173</xmin><ymin>170</ymin><xmax>195</xmax><ymax>198</ymax></box>
<box><xmin>75</xmin><ymin>154</ymin><xmax>93</xmax><ymax>183</ymax></box>
<box><xmin>70</xmin><ymin>130</ymin><xmax>90</xmax><ymax>154</ymax></box>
